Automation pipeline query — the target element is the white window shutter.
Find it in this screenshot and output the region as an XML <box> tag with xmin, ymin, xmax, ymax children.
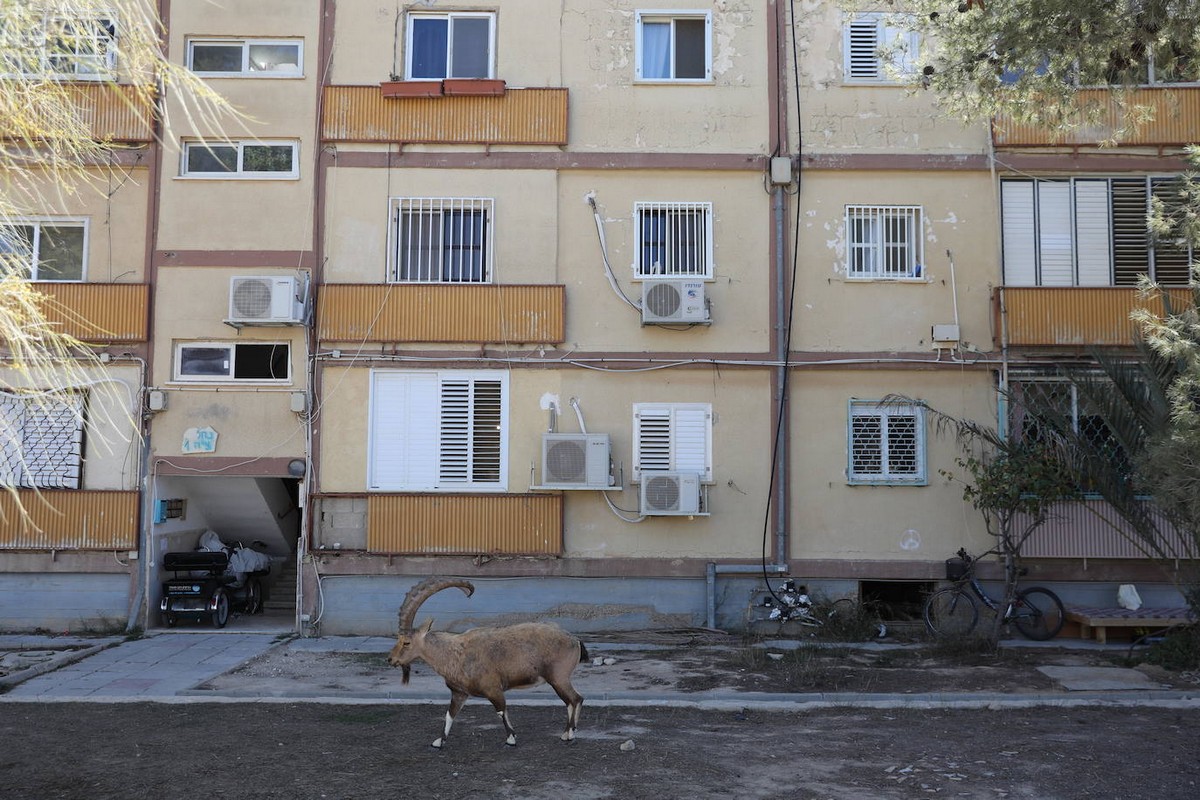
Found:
<box><xmin>673</xmin><ymin>406</ymin><xmax>711</xmax><ymax>480</ymax></box>
<box><xmin>634</xmin><ymin>407</ymin><xmax>672</xmax><ymax>480</ymax></box>
<box><xmin>845</xmin><ymin>18</ymin><xmax>881</xmax><ymax>80</ymax></box>
<box><xmin>0</xmin><ymin>394</ymin><xmax>28</xmax><ymax>487</ymax></box>
<box><xmin>1001</xmin><ymin>181</ymin><xmax>1038</xmax><ymax>286</ymax></box>
<box><xmin>369</xmin><ymin>372</ymin><xmax>438</xmax><ymax>490</ymax></box>
<box><xmin>23</xmin><ymin>396</ymin><xmax>84</xmax><ymax>489</ymax></box>
<box><xmin>1074</xmin><ymin>180</ymin><xmax>1113</xmax><ymax>286</ymax></box>
<box><xmin>1037</xmin><ymin>182</ymin><xmax>1074</xmax><ymax>286</ymax></box>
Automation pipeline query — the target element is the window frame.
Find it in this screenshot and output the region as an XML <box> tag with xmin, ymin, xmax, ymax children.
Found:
<box><xmin>404</xmin><ymin>11</ymin><xmax>496</xmax><ymax>81</ymax></box>
<box><xmin>1</xmin><ymin>13</ymin><xmax>118</xmax><ymax>80</ymax></box>
<box><xmin>368</xmin><ymin>370</ymin><xmax>510</xmax><ymax>492</ymax></box>
<box><xmin>1</xmin><ymin>218</ymin><xmax>88</xmax><ymax>281</ymax></box>
<box><xmin>842</xmin><ymin>12</ymin><xmax>919</xmax><ymax>85</ymax></box>
<box><xmin>180</xmin><ymin>139</ymin><xmax>300</xmax><ymax>180</ymax></box>
<box><xmin>387</xmin><ymin>197</ymin><xmax>495</xmax><ymax>284</ymax></box>
<box><xmin>632</xmin><ymin>402</ymin><xmax>712</xmax><ymax>483</ymax></box>
<box><xmin>186</xmin><ymin>38</ymin><xmax>304</xmax><ymax>78</ymax></box>
<box><xmin>845</xmin><ymin>205</ymin><xmax>924</xmax><ymax>280</ymax></box>
<box><xmin>171</xmin><ymin>341</ymin><xmax>292</xmax><ymax>384</ymax></box>
<box><xmin>633</xmin><ymin>201</ymin><xmax>714</xmax><ymax>280</ymax></box>
<box><xmin>847</xmin><ymin>399</ymin><xmax>927</xmax><ymax>486</ymax></box>
<box><xmin>0</xmin><ymin>391</ymin><xmax>86</xmax><ymax>490</ymax></box>
<box><xmin>634</xmin><ymin>10</ymin><xmax>713</xmax><ymax>83</ymax></box>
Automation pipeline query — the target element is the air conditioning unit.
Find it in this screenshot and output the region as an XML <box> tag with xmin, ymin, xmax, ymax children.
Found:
<box><xmin>641</xmin><ymin>280</ymin><xmax>710</xmax><ymax>325</ymax></box>
<box><xmin>639</xmin><ymin>471</ymin><xmax>703</xmax><ymax>516</ymax></box>
<box><xmin>228</xmin><ymin>276</ymin><xmax>305</xmax><ymax>324</ymax></box>
<box><xmin>540</xmin><ymin>433</ymin><xmax>613</xmax><ymax>489</ymax></box>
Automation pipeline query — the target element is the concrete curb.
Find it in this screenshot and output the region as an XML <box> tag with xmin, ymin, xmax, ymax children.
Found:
<box><xmin>0</xmin><ymin>640</ymin><xmax>124</xmax><ymax>691</ymax></box>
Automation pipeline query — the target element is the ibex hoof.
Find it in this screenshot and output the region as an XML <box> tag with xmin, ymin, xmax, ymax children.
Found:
<box><xmin>560</xmin><ymin>730</ymin><xmax>576</xmax><ymax>742</ymax></box>
<box><xmin>431</xmin><ymin>738</ymin><xmax>444</xmax><ymax>749</ymax></box>
<box><xmin>505</xmin><ymin>735</ymin><xmax>517</xmax><ymax>746</ymax></box>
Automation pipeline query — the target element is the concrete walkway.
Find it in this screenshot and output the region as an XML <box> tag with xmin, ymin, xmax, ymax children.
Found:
<box><xmin>2</xmin><ymin>631</ymin><xmax>1198</xmax><ymax>710</ymax></box>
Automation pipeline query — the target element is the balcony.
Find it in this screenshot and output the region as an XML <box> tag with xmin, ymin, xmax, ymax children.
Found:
<box><xmin>1019</xmin><ymin>499</ymin><xmax>1190</xmax><ymax>560</ymax></box>
<box><xmin>36</xmin><ymin>283</ymin><xmax>150</xmax><ymax>342</ymax></box>
<box><xmin>993</xmin><ymin>87</ymin><xmax>1200</xmax><ymax>148</ymax></box>
<box><xmin>317</xmin><ymin>283</ymin><xmax>565</xmax><ymax>344</ymax></box>
<box><xmin>367</xmin><ymin>493</ymin><xmax>563</xmax><ymax>556</ymax></box>
<box><xmin>321</xmin><ymin>85</ymin><xmax>568</xmax><ymax>145</ymax></box>
<box><xmin>995</xmin><ymin>286</ymin><xmax>1192</xmax><ymax>347</ymax></box>
<box><xmin>0</xmin><ymin>490</ymin><xmax>139</xmax><ymax>550</ymax></box>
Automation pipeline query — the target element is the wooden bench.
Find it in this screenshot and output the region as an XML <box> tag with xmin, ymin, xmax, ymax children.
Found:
<box><xmin>1064</xmin><ymin>606</ymin><xmax>1195</xmax><ymax>644</ymax></box>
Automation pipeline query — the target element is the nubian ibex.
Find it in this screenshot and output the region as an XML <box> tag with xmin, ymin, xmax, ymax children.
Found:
<box><xmin>388</xmin><ymin>577</ymin><xmax>588</xmax><ymax>748</ymax></box>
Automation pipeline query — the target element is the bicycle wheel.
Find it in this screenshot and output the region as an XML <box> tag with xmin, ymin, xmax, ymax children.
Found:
<box><xmin>1011</xmin><ymin>587</ymin><xmax>1065</xmax><ymax>641</ymax></box>
<box><xmin>924</xmin><ymin>588</ymin><xmax>979</xmax><ymax>637</ymax></box>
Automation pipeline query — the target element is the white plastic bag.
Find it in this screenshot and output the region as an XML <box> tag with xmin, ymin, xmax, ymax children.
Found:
<box><xmin>1117</xmin><ymin>584</ymin><xmax>1143</xmax><ymax>611</ymax></box>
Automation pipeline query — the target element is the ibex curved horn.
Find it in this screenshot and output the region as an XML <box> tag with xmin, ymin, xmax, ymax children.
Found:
<box><xmin>398</xmin><ymin>576</ymin><xmax>475</xmax><ymax>633</ymax></box>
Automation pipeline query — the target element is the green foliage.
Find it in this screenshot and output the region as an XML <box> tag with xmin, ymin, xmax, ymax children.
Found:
<box><xmin>1142</xmin><ymin>625</ymin><xmax>1200</xmax><ymax>671</ymax></box>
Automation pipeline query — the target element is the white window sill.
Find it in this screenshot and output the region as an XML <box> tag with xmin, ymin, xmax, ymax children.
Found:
<box><xmin>847</xmin><ymin>479</ymin><xmax>928</xmax><ymax>487</ymax></box>
<box><xmin>175</xmin><ymin>174</ymin><xmax>300</xmax><ymax>181</ymax></box>
<box><xmin>634</xmin><ymin>79</ymin><xmax>715</xmax><ymax>86</ymax></box>
<box><xmin>844</xmin><ymin>276</ymin><xmax>929</xmax><ymax>284</ymax></box>
<box><xmin>632</xmin><ymin>275</ymin><xmax>715</xmax><ymax>282</ymax></box>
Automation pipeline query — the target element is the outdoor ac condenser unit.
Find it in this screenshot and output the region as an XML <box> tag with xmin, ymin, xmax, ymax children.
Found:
<box><xmin>638</xmin><ymin>471</ymin><xmax>703</xmax><ymax>516</ymax></box>
<box><xmin>228</xmin><ymin>276</ymin><xmax>305</xmax><ymax>324</ymax></box>
<box><xmin>540</xmin><ymin>433</ymin><xmax>613</xmax><ymax>489</ymax></box>
<box><xmin>641</xmin><ymin>280</ymin><xmax>710</xmax><ymax>325</ymax></box>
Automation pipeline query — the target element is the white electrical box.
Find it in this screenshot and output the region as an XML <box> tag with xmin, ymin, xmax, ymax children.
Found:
<box><xmin>931</xmin><ymin>324</ymin><xmax>961</xmax><ymax>347</ymax></box>
<box><xmin>769</xmin><ymin>156</ymin><xmax>793</xmax><ymax>185</ymax></box>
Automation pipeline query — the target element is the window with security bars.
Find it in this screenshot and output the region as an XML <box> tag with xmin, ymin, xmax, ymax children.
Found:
<box><xmin>846</xmin><ymin>206</ymin><xmax>922</xmax><ymax>279</ymax></box>
<box><xmin>635</xmin><ymin>202</ymin><xmax>713</xmax><ymax>278</ymax></box>
<box><xmin>1</xmin><ymin>14</ymin><xmax>117</xmax><ymax>79</ymax></box>
<box><xmin>0</xmin><ymin>392</ymin><xmax>86</xmax><ymax>489</ymax></box>
<box><xmin>369</xmin><ymin>371</ymin><xmax>507</xmax><ymax>491</ymax></box>
<box><xmin>848</xmin><ymin>400</ymin><xmax>925</xmax><ymax>484</ymax></box>
<box><xmin>390</xmin><ymin>198</ymin><xmax>493</xmax><ymax>283</ymax></box>
<box><xmin>1001</xmin><ymin>177</ymin><xmax>1194</xmax><ymax>287</ymax></box>
<box><xmin>1008</xmin><ymin>379</ymin><xmax>1131</xmax><ymax>484</ymax></box>
<box><xmin>632</xmin><ymin>403</ymin><xmax>712</xmax><ymax>481</ymax></box>
<box><xmin>843</xmin><ymin>13</ymin><xmax>918</xmax><ymax>84</ymax></box>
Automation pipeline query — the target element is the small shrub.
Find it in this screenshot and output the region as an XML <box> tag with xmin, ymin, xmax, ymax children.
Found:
<box><xmin>814</xmin><ymin>598</ymin><xmax>885</xmax><ymax>642</ymax></box>
<box><xmin>1142</xmin><ymin>625</ymin><xmax>1200</xmax><ymax>671</ymax></box>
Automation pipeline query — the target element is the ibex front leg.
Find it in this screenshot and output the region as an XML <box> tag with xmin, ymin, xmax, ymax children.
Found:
<box><xmin>550</xmin><ymin>679</ymin><xmax>583</xmax><ymax>742</ymax></box>
<box><xmin>485</xmin><ymin>692</ymin><xmax>518</xmax><ymax>746</ymax></box>
<box><xmin>432</xmin><ymin>688</ymin><xmax>468</xmax><ymax>749</ymax></box>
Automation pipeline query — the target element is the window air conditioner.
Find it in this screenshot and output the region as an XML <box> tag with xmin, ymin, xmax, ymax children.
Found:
<box><xmin>641</xmin><ymin>280</ymin><xmax>710</xmax><ymax>325</ymax></box>
<box><xmin>540</xmin><ymin>433</ymin><xmax>613</xmax><ymax>489</ymax></box>
<box><xmin>639</xmin><ymin>471</ymin><xmax>703</xmax><ymax>516</ymax></box>
<box><xmin>228</xmin><ymin>276</ymin><xmax>305</xmax><ymax>324</ymax></box>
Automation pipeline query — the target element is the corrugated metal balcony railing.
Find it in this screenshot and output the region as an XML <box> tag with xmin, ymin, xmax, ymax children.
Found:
<box><xmin>367</xmin><ymin>494</ymin><xmax>563</xmax><ymax>555</ymax></box>
<box><xmin>1020</xmin><ymin>499</ymin><xmax>1193</xmax><ymax>560</ymax></box>
<box><xmin>993</xmin><ymin>87</ymin><xmax>1200</xmax><ymax>147</ymax></box>
<box><xmin>0</xmin><ymin>490</ymin><xmax>139</xmax><ymax>550</ymax></box>
<box><xmin>36</xmin><ymin>283</ymin><xmax>150</xmax><ymax>342</ymax></box>
<box><xmin>322</xmin><ymin>86</ymin><xmax>568</xmax><ymax>145</ymax></box>
<box><xmin>318</xmin><ymin>283</ymin><xmax>565</xmax><ymax>344</ymax></box>
<box><xmin>996</xmin><ymin>286</ymin><xmax>1192</xmax><ymax>347</ymax></box>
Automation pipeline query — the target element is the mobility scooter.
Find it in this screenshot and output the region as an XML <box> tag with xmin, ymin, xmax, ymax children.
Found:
<box><xmin>159</xmin><ymin>546</ymin><xmax>269</xmax><ymax>628</ymax></box>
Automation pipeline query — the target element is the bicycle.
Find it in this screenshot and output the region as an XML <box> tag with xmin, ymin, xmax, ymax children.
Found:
<box><xmin>923</xmin><ymin>548</ymin><xmax>1066</xmax><ymax>641</ymax></box>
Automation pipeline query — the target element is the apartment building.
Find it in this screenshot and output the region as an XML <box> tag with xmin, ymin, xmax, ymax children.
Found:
<box><xmin>1</xmin><ymin>2</ymin><xmax>1192</xmax><ymax>635</ymax></box>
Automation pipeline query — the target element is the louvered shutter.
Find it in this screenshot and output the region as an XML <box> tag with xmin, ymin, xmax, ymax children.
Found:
<box><xmin>369</xmin><ymin>372</ymin><xmax>439</xmax><ymax>490</ymax></box>
<box><xmin>673</xmin><ymin>406</ymin><xmax>711</xmax><ymax>480</ymax></box>
<box><xmin>1111</xmin><ymin>179</ymin><xmax>1150</xmax><ymax>286</ymax></box>
<box><xmin>1037</xmin><ymin>181</ymin><xmax>1074</xmax><ymax>286</ymax></box>
<box><xmin>1074</xmin><ymin>180</ymin><xmax>1113</xmax><ymax>286</ymax></box>
<box><xmin>845</xmin><ymin>17</ymin><xmax>881</xmax><ymax>81</ymax></box>
<box><xmin>634</xmin><ymin>407</ymin><xmax>672</xmax><ymax>481</ymax></box>
<box><xmin>1150</xmin><ymin>179</ymin><xmax>1192</xmax><ymax>285</ymax></box>
<box><xmin>1001</xmin><ymin>181</ymin><xmax>1037</xmax><ymax>285</ymax></box>
<box><xmin>633</xmin><ymin>403</ymin><xmax>712</xmax><ymax>482</ymax></box>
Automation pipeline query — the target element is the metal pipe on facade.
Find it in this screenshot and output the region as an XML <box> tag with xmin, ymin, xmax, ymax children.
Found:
<box><xmin>773</xmin><ymin>184</ymin><xmax>789</xmax><ymax>568</ymax></box>
<box><xmin>706</xmin><ymin>562</ymin><xmax>787</xmax><ymax>629</ymax></box>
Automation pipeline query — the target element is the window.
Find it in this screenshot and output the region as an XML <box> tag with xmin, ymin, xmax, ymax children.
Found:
<box><xmin>848</xmin><ymin>400</ymin><xmax>926</xmax><ymax>485</ymax></box>
<box><xmin>846</xmin><ymin>206</ymin><xmax>922</xmax><ymax>279</ymax></box>
<box><xmin>0</xmin><ymin>220</ymin><xmax>86</xmax><ymax>280</ymax></box>
<box><xmin>389</xmin><ymin>198</ymin><xmax>493</xmax><ymax>283</ymax></box>
<box><xmin>369</xmin><ymin>371</ymin><xmax>508</xmax><ymax>491</ymax></box>
<box><xmin>843</xmin><ymin>13</ymin><xmax>918</xmax><ymax>84</ymax></box>
<box><xmin>1</xmin><ymin>14</ymin><xmax>116</xmax><ymax>79</ymax></box>
<box><xmin>0</xmin><ymin>392</ymin><xmax>85</xmax><ymax>489</ymax></box>
<box><xmin>632</xmin><ymin>403</ymin><xmax>712</xmax><ymax>482</ymax></box>
<box><xmin>187</xmin><ymin>39</ymin><xmax>302</xmax><ymax>77</ymax></box>
<box><xmin>1001</xmin><ymin>177</ymin><xmax>1192</xmax><ymax>287</ymax></box>
<box><xmin>634</xmin><ymin>202</ymin><xmax>713</xmax><ymax>279</ymax></box>
<box><xmin>635</xmin><ymin>11</ymin><xmax>711</xmax><ymax>82</ymax></box>
<box><xmin>173</xmin><ymin>342</ymin><xmax>290</xmax><ymax>383</ymax></box>
<box><xmin>181</xmin><ymin>140</ymin><xmax>299</xmax><ymax>179</ymax></box>
<box><xmin>406</xmin><ymin>12</ymin><xmax>494</xmax><ymax>80</ymax></box>
<box><xmin>1008</xmin><ymin>379</ymin><xmax>1130</xmax><ymax>487</ymax></box>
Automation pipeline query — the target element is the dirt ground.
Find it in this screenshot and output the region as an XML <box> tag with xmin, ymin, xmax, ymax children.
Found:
<box><xmin>2</xmin><ymin>702</ymin><xmax>1198</xmax><ymax>799</ymax></box>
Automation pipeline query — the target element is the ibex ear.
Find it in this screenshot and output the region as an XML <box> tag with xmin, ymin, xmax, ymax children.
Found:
<box><xmin>419</xmin><ymin>618</ymin><xmax>434</xmax><ymax>634</ymax></box>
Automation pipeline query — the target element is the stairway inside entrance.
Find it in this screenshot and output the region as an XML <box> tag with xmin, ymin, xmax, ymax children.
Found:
<box><xmin>264</xmin><ymin>557</ymin><xmax>297</xmax><ymax>619</ymax></box>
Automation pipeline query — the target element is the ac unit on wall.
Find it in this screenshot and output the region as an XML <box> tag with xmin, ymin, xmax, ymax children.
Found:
<box><xmin>228</xmin><ymin>276</ymin><xmax>305</xmax><ymax>324</ymax></box>
<box><xmin>639</xmin><ymin>471</ymin><xmax>704</xmax><ymax>516</ymax></box>
<box><xmin>540</xmin><ymin>433</ymin><xmax>613</xmax><ymax>489</ymax></box>
<box><xmin>641</xmin><ymin>280</ymin><xmax>710</xmax><ymax>325</ymax></box>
